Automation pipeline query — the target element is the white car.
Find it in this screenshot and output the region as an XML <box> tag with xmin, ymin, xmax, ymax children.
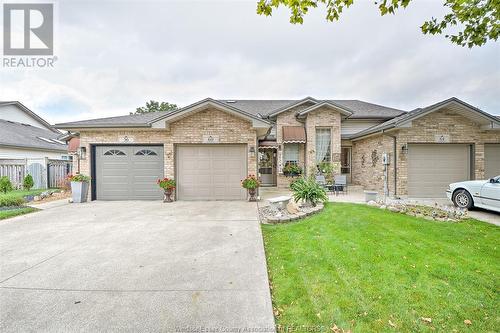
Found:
<box><xmin>447</xmin><ymin>175</ymin><xmax>500</xmax><ymax>213</ymax></box>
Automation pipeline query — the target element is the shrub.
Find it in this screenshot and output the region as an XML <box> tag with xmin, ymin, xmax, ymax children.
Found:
<box><xmin>67</xmin><ymin>174</ymin><xmax>91</xmax><ymax>182</ymax></box>
<box><xmin>0</xmin><ymin>176</ymin><xmax>13</xmax><ymax>194</ymax></box>
<box><xmin>241</xmin><ymin>175</ymin><xmax>260</xmax><ymax>189</ymax></box>
<box><xmin>23</xmin><ymin>174</ymin><xmax>34</xmax><ymax>191</ymax></box>
<box><xmin>157</xmin><ymin>178</ymin><xmax>176</xmax><ymax>190</ymax></box>
<box><xmin>290</xmin><ymin>176</ymin><xmax>328</xmax><ymax>207</ymax></box>
<box><xmin>0</xmin><ymin>194</ymin><xmax>25</xmax><ymax>207</ymax></box>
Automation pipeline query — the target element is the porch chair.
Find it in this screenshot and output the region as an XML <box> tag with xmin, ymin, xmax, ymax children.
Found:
<box><xmin>315</xmin><ymin>175</ymin><xmax>331</xmax><ymax>193</ymax></box>
<box><xmin>334</xmin><ymin>175</ymin><xmax>348</xmax><ymax>195</ymax></box>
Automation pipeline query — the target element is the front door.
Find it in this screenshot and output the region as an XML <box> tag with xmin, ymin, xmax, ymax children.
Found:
<box><xmin>258</xmin><ymin>149</ymin><xmax>277</xmax><ymax>186</ymax></box>
<box><xmin>341</xmin><ymin>147</ymin><xmax>351</xmax><ymax>183</ymax></box>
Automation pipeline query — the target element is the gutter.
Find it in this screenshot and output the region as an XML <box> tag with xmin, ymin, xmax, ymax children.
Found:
<box><xmin>55</xmin><ymin>123</ymin><xmax>152</xmax><ymax>130</ymax></box>
<box><xmin>0</xmin><ymin>143</ymin><xmax>68</xmax><ymax>153</ymax></box>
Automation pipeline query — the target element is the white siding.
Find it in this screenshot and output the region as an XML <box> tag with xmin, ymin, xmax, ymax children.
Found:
<box><xmin>341</xmin><ymin>120</ymin><xmax>384</xmax><ymax>135</ymax></box>
<box><xmin>0</xmin><ymin>147</ymin><xmax>69</xmax><ymax>160</ymax></box>
<box><xmin>0</xmin><ymin>104</ymin><xmax>50</xmax><ymax>129</ymax></box>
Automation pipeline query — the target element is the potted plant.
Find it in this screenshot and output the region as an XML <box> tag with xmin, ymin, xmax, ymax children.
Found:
<box><xmin>283</xmin><ymin>163</ymin><xmax>303</xmax><ymax>177</ymax></box>
<box><xmin>157</xmin><ymin>177</ymin><xmax>176</xmax><ymax>203</ymax></box>
<box><xmin>68</xmin><ymin>174</ymin><xmax>91</xmax><ymax>203</ymax></box>
<box><xmin>241</xmin><ymin>175</ymin><xmax>260</xmax><ymax>202</ymax></box>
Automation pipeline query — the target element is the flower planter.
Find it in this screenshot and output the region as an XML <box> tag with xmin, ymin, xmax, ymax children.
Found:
<box><xmin>163</xmin><ymin>188</ymin><xmax>174</xmax><ymax>203</ymax></box>
<box><xmin>248</xmin><ymin>188</ymin><xmax>257</xmax><ymax>202</ymax></box>
<box><xmin>71</xmin><ymin>181</ymin><xmax>89</xmax><ymax>203</ymax></box>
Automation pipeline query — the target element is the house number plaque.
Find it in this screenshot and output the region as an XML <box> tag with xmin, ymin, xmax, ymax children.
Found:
<box><xmin>202</xmin><ymin>135</ymin><xmax>219</xmax><ymax>143</ymax></box>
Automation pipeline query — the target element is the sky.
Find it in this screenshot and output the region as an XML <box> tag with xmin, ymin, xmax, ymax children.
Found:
<box><xmin>1</xmin><ymin>0</ymin><xmax>499</xmax><ymax>123</ymax></box>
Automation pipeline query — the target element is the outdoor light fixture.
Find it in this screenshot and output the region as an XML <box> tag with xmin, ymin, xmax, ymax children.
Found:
<box><xmin>249</xmin><ymin>146</ymin><xmax>255</xmax><ymax>157</ymax></box>
<box><xmin>78</xmin><ymin>146</ymin><xmax>87</xmax><ymax>159</ymax></box>
<box><xmin>401</xmin><ymin>144</ymin><xmax>408</xmax><ymax>154</ymax></box>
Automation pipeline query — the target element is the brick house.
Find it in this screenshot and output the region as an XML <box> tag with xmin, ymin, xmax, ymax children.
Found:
<box><xmin>56</xmin><ymin>97</ymin><xmax>500</xmax><ymax>201</ymax></box>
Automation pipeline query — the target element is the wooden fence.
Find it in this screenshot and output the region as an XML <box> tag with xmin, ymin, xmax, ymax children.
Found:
<box><xmin>0</xmin><ymin>158</ymin><xmax>72</xmax><ymax>189</ymax></box>
<box><xmin>0</xmin><ymin>159</ymin><xmax>25</xmax><ymax>189</ymax></box>
<box><xmin>48</xmin><ymin>159</ymin><xmax>72</xmax><ymax>188</ymax></box>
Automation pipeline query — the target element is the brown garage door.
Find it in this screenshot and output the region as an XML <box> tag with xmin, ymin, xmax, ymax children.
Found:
<box><xmin>485</xmin><ymin>144</ymin><xmax>500</xmax><ymax>179</ymax></box>
<box><xmin>408</xmin><ymin>144</ymin><xmax>470</xmax><ymax>198</ymax></box>
<box><xmin>176</xmin><ymin>145</ymin><xmax>247</xmax><ymax>200</ymax></box>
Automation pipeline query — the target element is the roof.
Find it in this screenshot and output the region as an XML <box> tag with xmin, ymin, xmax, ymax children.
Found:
<box><xmin>350</xmin><ymin>97</ymin><xmax>500</xmax><ymax>140</ymax></box>
<box><xmin>0</xmin><ymin>119</ymin><xmax>68</xmax><ymax>152</ymax></box>
<box><xmin>0</xmin><ymin>101</ymin><xmax>59</xmax><ymax>133</ymax></box>
<box><xmin>55</xmin><ymin>97</ymin><xmax>407</xmax><ymax>129</ymax></box>
<box><xmin>282</xmin><ymin>126</ymin><xmax>306</xmax><ymax>143</ymax></box>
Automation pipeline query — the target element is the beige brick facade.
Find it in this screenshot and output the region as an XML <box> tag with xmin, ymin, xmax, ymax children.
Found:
<box><xmin>352</xmin><ymin>108</ymin><xmax>500</xmax><ymax>196</ymax></box>
<box><xmin>304</xmin><ymin>106</ymin><xmax>342</xmax><ymax>174</ymax></box>
<box><xmin>76</xmin><ymin>108</ymin><xmax>258</xmax><ymax>197</ymax></box>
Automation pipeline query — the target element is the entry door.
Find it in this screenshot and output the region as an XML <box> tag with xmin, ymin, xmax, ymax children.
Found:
<box><xmin>408</xmin><ymin>144</ymin><xmax>470</xmax><ymax>198</ymax></box>
<box><xmin>95</xmin><ymin>146</ymin><xmax>164</xmax><ymax>200</ymax></box>
<box><xmin>176</xmin><ymin>145</ymin><xmax>247</xmax><ymax>200</ymax></box>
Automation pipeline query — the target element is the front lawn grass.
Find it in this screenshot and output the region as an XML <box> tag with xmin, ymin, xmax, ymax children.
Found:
<box><xmin>0</xmin><ymin>207</ymin><xmax>38</xmax><ymax>220</ymax></box>
<box><xmin>0</xmin><ymin>189</ymin><xmax>51</xmax><ymax>206</ymax></box>
<box><xmin>262</xmin><ymin>203</ymin><xmax>499</xmax><ymax>332</ymax></box>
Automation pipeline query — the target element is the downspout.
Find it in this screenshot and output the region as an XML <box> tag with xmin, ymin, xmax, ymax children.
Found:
<box><xmin>382</xmin><ymin>130</ymin><xmax>397</xmax><ymax>197</ymax></box>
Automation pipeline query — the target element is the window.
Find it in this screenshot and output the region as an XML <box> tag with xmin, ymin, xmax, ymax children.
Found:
<box><xmin>316</xmin><ymin>128</ymin><xmax>331</xmax><ymax>163</ymax></box>
<box><xmin>104</xmin><ymin>149</ymin><xmax>126</xmax><ymax>156</ymax></box>
<box><xmin>284</xmin><ymin>144</ymin><xmax>299</xmax><ymax>165</ymax></box>
<box><xmin>135</xmin><ymin>149</ymin><xmax>157</xmax><ymax>156</ymax></box>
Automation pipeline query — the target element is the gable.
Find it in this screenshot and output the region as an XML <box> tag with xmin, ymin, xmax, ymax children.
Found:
<box><xmin>0</xmin><ymin>104</ymin><xmax>51</xmax><ymax>130</ymax></box>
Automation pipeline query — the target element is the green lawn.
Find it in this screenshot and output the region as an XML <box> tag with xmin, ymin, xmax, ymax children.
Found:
<box><xmin>262</xmin><ymin>203</ymin><xmax>499</xmax><ymax>332</ymax></box>
<box><xmin>0</xmin><ymin>207</ymin><xmax>38</xmax><ymax>220</ymax></box>
<box><xmin>0</xmin><ymin>189</ymin><xmax>52</xmax><ymax>206</ymax></box>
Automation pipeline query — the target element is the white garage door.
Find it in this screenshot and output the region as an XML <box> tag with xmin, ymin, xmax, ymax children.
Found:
<box><xmin>95</xmin><ymin>146</ymin><xmax>164</xmax><ymax>200</ymax></box>
<box><xmin>485</xmin><ymin>144</ymin><xmax>500</xmax><ymax>179</ymax></box>
<box><xmin>176</xmin><ymin>145</ymin><xmax>247</xmax><ymax>200</ymax></box>
<box><xmin>408</xmin><ymin>144</ymin><xmax>470</xmax><ymax>198</ymax></box>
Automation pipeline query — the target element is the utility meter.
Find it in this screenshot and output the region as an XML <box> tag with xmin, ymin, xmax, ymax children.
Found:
<box><xmin>382</xmin><ymin>153</ymin><xmax>390</xmax><ymax>165</ymax></box>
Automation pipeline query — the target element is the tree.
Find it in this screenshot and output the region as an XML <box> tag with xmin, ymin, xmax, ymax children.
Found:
<box><xmin>23</xmin><ymin>174</ymin><xmax>34</xmax><ymax>191</ymax></box>
<box><xmin>256</xmin><ymin>0</ymin><xmax>500</xmax><ymax>47</ymax></box>
<box><xmin>131</xmin><ymin>100</ymin><xmax>178</xmax><ymax>115</ymax></box>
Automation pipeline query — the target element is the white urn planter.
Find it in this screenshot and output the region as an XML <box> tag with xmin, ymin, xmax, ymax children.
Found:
<box><xmin>71</xmin><ymin>181</ymin><xmax>89</xmax><ymax>203</ymax></box>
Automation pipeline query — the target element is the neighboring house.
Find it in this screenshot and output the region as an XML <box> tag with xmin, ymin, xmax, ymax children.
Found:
<box><xmin>0</xmin><ymin>101</ymin><xmax>70</xmax><ymax>188</ymax></box>
<box><xmin>55</xmin><ymin>97</ymin><xmax>500</xmax><ymax>201</ymax></box>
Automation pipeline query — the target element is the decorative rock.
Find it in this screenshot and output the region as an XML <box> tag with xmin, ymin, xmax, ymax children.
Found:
<box><xmin>296</xmin><ymin>212</ymin><xmax>307</xmax><ymax>218</ymax></box>
<box><xmin>286</xmin><ymin>202</ymin><xmax>300</xmax><ymax>215</ymax></box>
<box><xmin>267</xmin><ymin>217</ymin><xmax>280</xmax><ymax>224</ymax></box>
<box><xmin>367</xmin><ymin>200</ymin><xmax>379</xmax><ymax>207</ymax></box>
<box><xmin>34</xmin><ymin>196</ymin><xmax>41</xmax><ymax>201</ymax></box>
<box><xmin>380</xmin><ymin>205</ymin><xmax>387</xmax><ymax>210</ymax></box>
<box><xmin>278</xmin><ymin>216</ymin><xmax>291</xmax><ymax>222</ymax></box>
<box><xmin>388</xmin><ymin>206</ymin><xmax>399</xmax><ymax>212</ymax></box>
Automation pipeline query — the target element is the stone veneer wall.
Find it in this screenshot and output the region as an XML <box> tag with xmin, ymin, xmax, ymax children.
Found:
<box><xmin>76</xmin><ymin>108</ymin><xmax>258</xmax><ymax>196</ymax></box>
<box><xmin>351</xmin><ymin>134</ymin><xmax>395</xmax><ymax>194</ymax></box>
<box><xmin>352</xmin><ymin>108</ymin><xmax>500</xmax><ymax>196</ymax></box>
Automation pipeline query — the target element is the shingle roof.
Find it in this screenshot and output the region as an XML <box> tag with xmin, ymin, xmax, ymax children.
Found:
<box><xmin>0</xmin><ymin>119</ymin><xmax>67</xmax><ymax>151</ymax></box>
<box><xmin>56</xmin><ymin>111</ymin><xmax>166</xmax><ymax>128</ymax></box>
<box><xmin>56</xmin><ymin>98</ymin><xmax>407</xmax><ymax>128</ymax></box>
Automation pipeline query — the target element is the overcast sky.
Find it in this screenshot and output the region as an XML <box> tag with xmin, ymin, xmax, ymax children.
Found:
<box><xmin>1</xmin><ymin>0</ymin><xmax>499</xmax><ymax>123</ymax></box>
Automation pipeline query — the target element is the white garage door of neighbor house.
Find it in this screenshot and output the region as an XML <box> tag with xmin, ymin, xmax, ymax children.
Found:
<box><xmin>485</xmin><ymin>144</ymin><xmax>500</xmax><ymax>179</ymax></box>
<box><xmin>408</xmin><ymin>144</ymin><xmax>470</xmax><ymax>198</ymax></box>
<box><xmin>95</xmin><ymin>146</ymin><xmax>164</xmax><ymax>200</ymax></box>
<box><xmin>176</xmin><ymin>145</ymin><xmax>247</xmax><ymax>200</ymax></box>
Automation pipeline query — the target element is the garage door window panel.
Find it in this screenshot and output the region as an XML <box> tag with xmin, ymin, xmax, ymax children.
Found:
<box><xmin>104</xmin><ymin>149</ymin><xmax>126</xmax><ymax>156</ymax></box>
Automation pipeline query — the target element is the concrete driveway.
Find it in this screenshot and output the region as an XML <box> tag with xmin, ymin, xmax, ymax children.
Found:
<box><xmin>0</xmin><ymin>201</ymin><xmax>275</xmax><ymax>332</ymax></box>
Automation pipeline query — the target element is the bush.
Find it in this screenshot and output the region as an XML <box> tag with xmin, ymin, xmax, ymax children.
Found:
<box><xmin>0</xmin><ymin>194</ymin><xmax>25</xmax><ymax>207</ymax></box>
<box><xmin>290</xmin><ymin>176</ymin><xmax>328</xmax><ymax>207</ymax></box>
<box><xmin>283</xmin><ymin>163</ymin><xmax>303</xmax><ymax>176</ymax></box>
<box><xmin>23</xmin><ymin>174</ymin><xmax>34</xmax><ymax>191</ymax></box>
<box><xmin>0</xmin><ymin>176</ymin><xmax>13</xmax><ymax>194</ymax></box>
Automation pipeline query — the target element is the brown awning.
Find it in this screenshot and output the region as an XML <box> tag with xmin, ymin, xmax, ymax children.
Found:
<box><xmin>283</xmin><ymin>126</ymin><xmax>306</xmax><ymax>143</ymax></box>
